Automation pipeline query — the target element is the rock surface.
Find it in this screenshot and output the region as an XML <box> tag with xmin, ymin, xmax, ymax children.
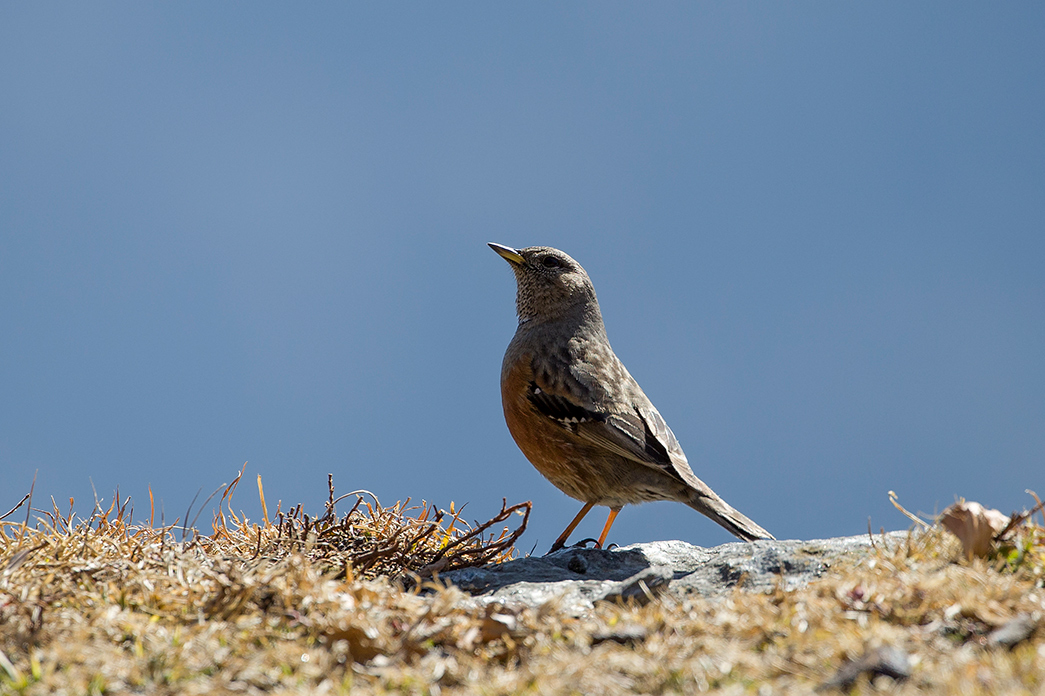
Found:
<box><xmin>443</xmin><ymin>532</ymin><xmax>906</xmax><ymax>612</ymax></box>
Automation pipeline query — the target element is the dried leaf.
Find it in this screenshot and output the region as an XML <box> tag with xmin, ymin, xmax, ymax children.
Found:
<box><xmin>939</xmin><ymin>500</ymin><xmax>1010</xmax><ymax>559</ymax></box>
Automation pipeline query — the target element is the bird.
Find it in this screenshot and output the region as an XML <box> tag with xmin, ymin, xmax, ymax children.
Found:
<box><xmin>489</xmin><ymin>243</ymin><xmax>774</xmax><ymax>553</ymax></box>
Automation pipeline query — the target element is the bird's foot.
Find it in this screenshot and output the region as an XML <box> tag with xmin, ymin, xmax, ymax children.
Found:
<box><xmin>545</xmin><ymin>537</ymin><xmax>603</xmax><ymax>555</ymax></box>
<box><xmin>573</xmin><ymin>537</ymin><xmax>602</xmax><ymax>549</ymax></box>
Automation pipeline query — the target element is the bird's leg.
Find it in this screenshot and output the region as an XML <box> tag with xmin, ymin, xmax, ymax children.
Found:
<box><xmin>595</xmin><ymin>507</ymin><xmax>622</xmax><ymax>549</ymax></box>
<box><xmin>547</xmin><ymin>502</ymin><xmax>595</xmax><ymax>554</ymax></box>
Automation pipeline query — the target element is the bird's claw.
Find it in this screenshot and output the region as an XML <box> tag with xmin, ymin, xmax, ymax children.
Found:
<box><xmin>545</xmin><ymin>537</ymin><xmax>602</xmax><ymax>555</ymax></box>
<box><xmin>573</xmin><ymin>537</ymin><xmax>601</xmax><ymax>549</ymax></box>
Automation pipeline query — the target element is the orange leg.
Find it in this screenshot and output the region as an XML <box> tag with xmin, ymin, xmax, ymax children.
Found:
<box><xmin>547</xmin><ymin>502</ymin><xmax>595</xmax><ymax>553</ymax></box>
<box><xmin>596</xmin><ymin>507</ymin><xmax>622</xmax><ymax>549</ymax></box>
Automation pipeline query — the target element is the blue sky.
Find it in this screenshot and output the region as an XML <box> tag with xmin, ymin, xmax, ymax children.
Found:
<box><xmin>2</xmin><ymin>4</ymin><xmax>1042</xmax><ymax>550</ymax></box>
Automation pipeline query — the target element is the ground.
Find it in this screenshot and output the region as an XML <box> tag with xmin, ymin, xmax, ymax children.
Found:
<box><xmin>1</xmin><ymin>482</ymin><xmax>1042</xmax><ymax>695</ymax></box>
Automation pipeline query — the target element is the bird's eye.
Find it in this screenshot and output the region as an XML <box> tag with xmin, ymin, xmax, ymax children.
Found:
<box><xmin>541</xmin><ymin>256</ymin><xmax>562</xmax><ymax>269</ymax></box>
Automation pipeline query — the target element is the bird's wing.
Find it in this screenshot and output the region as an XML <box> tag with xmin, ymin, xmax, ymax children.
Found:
<box><xmin>526</xmin><ymin>359</ymin><xmax>692</xmax><ymax>486</ymax></box>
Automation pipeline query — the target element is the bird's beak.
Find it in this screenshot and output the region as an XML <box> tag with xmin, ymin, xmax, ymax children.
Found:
<box><xmin>488</xmin><ymin>242</ymin><xmax>525</xmax><ymax>266</ymax></box>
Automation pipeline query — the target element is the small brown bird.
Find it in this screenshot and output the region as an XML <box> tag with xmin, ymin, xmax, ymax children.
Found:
<box><xmin>490</xmin><ymin>243</ymin><xmax>774</xmax><ymax>553</ymax></box>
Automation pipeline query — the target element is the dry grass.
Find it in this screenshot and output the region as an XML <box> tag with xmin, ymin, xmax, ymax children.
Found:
<box><xmin>1</xmin><ymin>477</ymin><xmax>1043</xmax><ymax>695</ymax></box>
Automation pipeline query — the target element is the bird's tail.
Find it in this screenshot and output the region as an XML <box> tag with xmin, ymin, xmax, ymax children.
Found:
<box><xmin>686</xmin><ymin>489</ymin><xmax>775</xmax><ymax>541</ymax></box>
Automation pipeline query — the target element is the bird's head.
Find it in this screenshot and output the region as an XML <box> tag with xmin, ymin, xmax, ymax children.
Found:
<box><xmin>488</xmin><ymin>243</ymin><xmax>602</xmax><ymax>325</ymax></box>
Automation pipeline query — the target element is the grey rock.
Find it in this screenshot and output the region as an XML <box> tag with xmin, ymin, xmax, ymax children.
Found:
<box><xmin>591</xmin><ymin>623</ymin><xmax>648</xmax><ymax>646</ymax></box>
<box><xmin>987</xmin><ymin>613</ymin><xmax>1039</xmax><ymax>648</ymax></box>
<box><xmin>599</xmin><ymin>566</ymin><xmax>674</xmax><ymax>605</ymax></box>
<box><xmin>441</xmin><ymin>532</ymin><xmax>904</xmax><ymax>611</ymax></box>
<box><xmin>820</xmin><ymin>645</ymin><xmax>912</xmax><ymax>690</ymax></box>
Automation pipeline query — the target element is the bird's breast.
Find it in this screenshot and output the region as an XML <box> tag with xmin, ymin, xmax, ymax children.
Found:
<box><xmin>499</xmin><ymin>346</ymin><xmax>607</xmax><ymax>502</ymax></box>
